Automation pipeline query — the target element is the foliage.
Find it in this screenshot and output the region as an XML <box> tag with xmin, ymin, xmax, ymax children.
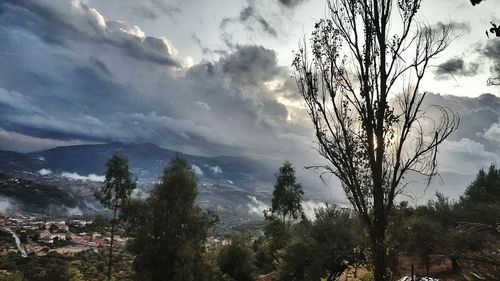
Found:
<box><xmin>268</xmin><ymin>161</ymin><xmax>304</xmax><ymax>226</ymax></box>
<box><xmin>217</xmin><ymin>234</ymin><xmax>255</xmax><ymax>281</ymax></box>
<box><xmin>293</xmin><ymin>0</ymin><xmax>458</xmax><ymax>279</ymax></box>
<box><xmin>99</xmin><ymin>153</ymin><xmax>137</xmax><ymax>210</ymax></box>
<box><xmin>0</xmin><ymin>249</ymin><xmax>133</xmax><ymax>281</ymax></box>
<box><xmin>98</xmin><ymin>153</ymin><xmax>136</xmax><ymax>281</ymax></box>
<box><xmin>277</xmin><ymin>205</ymin><xmax>365</xmax><ymax>281</ymax></box>
<box><xmin>462</xmin><ymin>165</ymin><xmax>500</xmax><ymax>204</ymax></box>
<box><xmin>123</xmin><ymin>155</ymin><xmax>212</xmax><ymax>281</ymax></box>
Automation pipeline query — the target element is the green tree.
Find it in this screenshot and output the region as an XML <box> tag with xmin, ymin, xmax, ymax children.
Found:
<box><xmin>124</xmin><ymin>155</ymin><xmax>210</xmax><ymax>281</ymax></box>
<box><xmin>98</xmin><ymin>153</ymin><xmax>137</xmax><ymax>281</ymax></box>
<box><xmin>404</xmin><ymin>216</ymin><xmax>444</xmax><ymax>276</ymax></box>
<box><xmin>462</xmin><ymin>165</ymin><xmax>500</xmax><ymax>204</ymax></box>
<box><xmin>278</xmin><ymin>206</ymin><xmax>363</xmax><ymax>281</ymax></box>
<box><xmin>293</xmin><ymin>0</ymin><xmax>458</xmax><ymax>279</ymax></box>
<box><xmin>217</xmin><ymin>234</ymin><xmax>255</xmax><ymax>281</ymax></box>
<box><xmin>268</xmin><ymin>161</ymin><xmax>304</xmax><ymax>237</ymax></box>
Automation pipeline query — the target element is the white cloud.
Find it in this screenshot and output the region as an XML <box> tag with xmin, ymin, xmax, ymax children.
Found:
<box><xmin>302</xmin><ymin>200</ymin><xmax>327</xmax><ymax>220</ymax></box>
<box><xmin>246</xmin><ymin>196</ymin><xmax>268</xmax><ymax>216</ymax></box>
<box><xmin>0</xmin><ymin>196</ymin><xmax>16</xmax><ymax>213</ymax></box>
<box><xmin>209</xmin><ymin>165</ymin><xmax>222</xmax><ymax>174</ymax></box>
<box><xmin>191</xmin><ymin>164</ymin><xmax>204</xmax><ymax>176</ymax></box>
<box><xmin>437</xmin><ymin>138</ymin><xmax>499</xmax><ymax>175</ymax></box>
<box><xmin>37</xmin><ymin>169</ymin><xmax>52</xmax><ymax>176</ymax></box>
<box><xmin>195</xmin><ymin>101</ymin><xmax>211</xmax><ymax>111</ymax></box>
<box><xmin>65</xmin><ymin>206</ymin><xmax>83</xmax><ymax>216</ymax></box>
<box><xmin>61</xmin><ymin>172</ymin><xmax>105</xmax><ymax>182</ymax></box>
<box><xmin>483</xmin><ymin>121</ymin><xmax>500</xmax><ymax>144</ymax></box>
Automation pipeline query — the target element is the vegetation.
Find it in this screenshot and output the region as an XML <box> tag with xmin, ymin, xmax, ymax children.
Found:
<box><xmin>0</xmin><ymin>249</ymin><xmax>133</xmax><ymax>281</ymax></box>
<box><xmin>292</xmin><ymin>0</ymin><xmax>459</xmax><ymax>279</ymax></box>
<box><xmin>97</xmin><ymin>153</ymin><xmax>137</xmax><ymax>281</ymax></box>
<box><xmin>217</xmin><ymin>234</ymin><xmax>255</xmax><ymax>281</ymax></box>
<box><xmin>1</xmin><ymin>159</ymin><xmax>499</xmax><ymax>280</ymax></box>
<box><xmin>122</xmin><ymin>155</ymin><xmax>213</xmax><ymax>281</ymax></box>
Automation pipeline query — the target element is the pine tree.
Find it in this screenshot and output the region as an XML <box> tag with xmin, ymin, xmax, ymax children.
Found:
<box><xmin>98</xmin><ymin>153</ymin><xmax>136</xmax><ymax>281</ymax></box>
<box><xmin>124</xmin><ymin>155</ymin><xmax>210</xmax><ymax>281</ymax></box>
<box><xmin>269</xmin><ymin>161</ymin><xmax>304</xmax><ymax>237</ymax></box>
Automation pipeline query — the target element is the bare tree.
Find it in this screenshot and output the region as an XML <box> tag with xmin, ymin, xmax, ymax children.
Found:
<box><xmin>292</xmin><ymin>1</ymin><xmax>459</xmax><ymax>280</ymax></box>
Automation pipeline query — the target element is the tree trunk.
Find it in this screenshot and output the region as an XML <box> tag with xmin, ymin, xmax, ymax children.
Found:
<box><xmin>108</xmin><ymin>206</ymin><xmax>117</xmax><ymax>281</ymax></box>
<box><xmin>372</xmin><ymin>240</ymin><xmax>387</xmax><ymax>281</ymax></box>
<box><xmin>450</xmin><ymin>256</ymin><xmax>460</xmax><ymax>271</ymax></box>
<box><xmin>371</xmin><ymin>213</ymin><xmax>387</xmax><ymax>281</ymax></box>
<box><xmin>425</xmin><ymin>255</ymin><xmax>430</xmax><ymax>276</ymax></box>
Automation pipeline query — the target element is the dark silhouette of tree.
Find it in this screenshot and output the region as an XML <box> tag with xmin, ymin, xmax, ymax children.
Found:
<box><xmin>292</xmin><ymin>1</ymin><xmax>459</xmax><ymax>280</ymax></box>
<box><xmin>486</xmin><ymin>22</ymin><xmax>500</xmax><ymax>38</ymax></box>
<box><xmin>217</xmin><ymin>234</ymin><xmax>255</xmax><ymax>281</ymax></box>
<box><xmin>470</xmin><ymin>0</ymin><xmax>484</xmax><ymax>6</ymax></box>
<box><xmin>278</xmin><ymin>206</ymin><xmax>363</xmax><ymax>281</ymax></box>
<box><xmin>123</xmin><ymin>155</ymin><xmax>211</xmax><ymax>281</ymax></box>
<box><xmin>462</xmin><ymin>165</ymin><xmax>500</xmax><ymax>204</ymax></box>
<box><xmin>268</xmin><ymin>161</ymin><xmax>304</xmax><ymax>237</ymax></box>
<box><xmin>97</xmin><ymin>153</ymin><xmax>136</xmax><ymax>281</ymax></box>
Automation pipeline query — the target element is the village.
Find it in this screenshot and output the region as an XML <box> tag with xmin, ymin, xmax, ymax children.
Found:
<box><xmin>0</xmin><ymin>214</ymin><xmax>232</xmax><ymax>259</ymax></box>
<box><xmin>0</xmin><ymin>215</ymin><xmax>123</xmax><ymax>256</ymax></box>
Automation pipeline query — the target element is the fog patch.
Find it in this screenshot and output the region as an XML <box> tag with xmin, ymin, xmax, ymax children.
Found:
<box><xmin>191</xmin><ymin>164</ymin><xmax>204</xmax><ymax>176</ymax></box>
<box><xmin>0</xmin><ymin>196</ymin><xmax>17</xmax><ymax>213</ymax></box>
<box><xmin>302</xmin><ymin>200</ymin><xmax>327</xmax><ymax>220</ymax></box>
<box><xmin>65</xmin><ymin>206</ymin><xmax>83</xmax><ymax>216</ymax></box>
<box><xmin>209</xmin><ymin>165</ymin><xmax>222</xmax><ymax>174</ymax></box>
<box><xmin>37</xmin><ymin>168</ymin><xmax>52</xmax><ymax>176</ymax></box>
<box><xmin>247</xmin><ymin>196</ymin><xmax>268</xmax><ymax>217</ymax></box>
<box><xmin>61</xmin><ymin>172</ymin><xmax>105</xmax><ymax>182</ymax></box>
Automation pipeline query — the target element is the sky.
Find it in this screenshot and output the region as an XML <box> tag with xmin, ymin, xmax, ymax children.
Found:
<box><xmin>1</xmin><ymin>0</ymin><xmax>500</xmax><ymax>187</ymax></box>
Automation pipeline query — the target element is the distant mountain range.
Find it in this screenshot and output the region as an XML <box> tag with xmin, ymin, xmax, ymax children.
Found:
<box><xmin>0</xmin><ymin>142</ymin><xmax>477</xmax><ymax>223</ymax></box>
<box><xmin>0</xmin><ymin>142</ymin><xmax>274</xmax><ymax>184</ymax></box>
<box><xmin>0</xmin><ymin>142</ymin><xmax>282</xmax><ymax>225</ymax></box>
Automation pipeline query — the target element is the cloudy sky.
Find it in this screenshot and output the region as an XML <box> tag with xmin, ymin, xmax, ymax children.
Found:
<box><xmin>1</xmin><ymin>0</ymin><xmax>500</xmax><ymax>187</ymax></box>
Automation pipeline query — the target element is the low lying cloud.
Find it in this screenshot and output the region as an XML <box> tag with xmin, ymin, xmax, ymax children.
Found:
<box><xmin>37</xmin><ymin>169</ymin><xmax>53</xmax><ymax>176</ymax></box>
<box><xmin>246</xmin><ymin>196</ymin><xmax>268</xmax><ymax>216</ymax></box>
<box><xmin>65</xmin><ymin>206</ymin><xmax>83</xmax><ymax>216</ymax></box>
<box><xmin>207</xmin><ymin>165</ymin><xmax>222</xmax><ymax>174</ymax></box>
<box><xmin>191</xmin><ymin>164</ymin><xmax>204</xmax><ymax>176</ymax></box>
<box><xmin>61</xmin><ymin>172</ymin><xmax>105</xmax><ymax>182</ymax></box>
<box><xmin>302</xmin><ymin>200</ymin><xmax>327</xmax><ymax>220</ymax></box>
<box><xmin>0</xmin><ymin>196</ymin><xmax>16</xmax><ymax>213</ymax></box>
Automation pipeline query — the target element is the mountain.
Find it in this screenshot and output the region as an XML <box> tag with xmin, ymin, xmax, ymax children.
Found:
<box><xmin>0</xmin><ymin>143</ymin><xmax>279</xmax><ymax>224</ymax></box>
<box><xmin>0</xmin><ymin>142</ymin><xmax>477</xmax><ymax>223</ymax></box>
<box><xmin>26</xmin><ymin>142</ymin><xmax>274</xmax><ymax>184</ymax></box>
<box><xmin>0</xmin><ymin>172</ymin><xmax>91</xmax><ymax>216</ymax></box>
<box><xmin>0</xmin><ymin>150</ymin><xmax>45</xmax><ymax>173</ymax></box>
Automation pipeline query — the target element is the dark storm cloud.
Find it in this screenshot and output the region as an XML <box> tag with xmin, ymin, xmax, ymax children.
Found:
<box><xmin>220</xmin><ymin>45</ymin><xmax>280</xmax><ymax>85</ymax></box>
<box><xmin>145</xmin><ymin>0</ymin><xmax>181</xmax><ymax>17</ymax></box>
<box><xmin>221</xmin><ymin>2</ymin><xmax>277</xmax><ymax>37</ymax></box>
<box><xmin>0</xmin><ymin>0</ymin><xmax>310</xmax><ymax>158</ymax></box>
<box><xmin>278</xmin><ymin>0</ymin><xmax>308</xmax><ymax>8</ymax></box>
<box><xmin>434</xmin><ymin>58</ymin><xmax>479</xmax><ymax>80</ymax></box>
<box><xmin>433</xmin><ymin>21</ymin><xmax>471</xmax><ymax>35</ymax></box>
<box><xmin>421</xmin><ymin>93</ymin><xmax>500</xmax><ymax>144</ymax></box>
<box><xmin>398</xmin><ymin>93</ymin><xmax>500</xmax><ymax>175</ymax></box>
<box><xmin>481</xmin><ymin>39</ymin><xmax>500</xmax><ymax>77</ymax></box>
<box><xmin>130</xmin><ymin>0</ymin><xmax>180</xmax><ymax>20</ymax></box>
<box><xmin>0</xmin><ymin>0</ymin><xmax>179</xmax><ymax>66</ymax></box>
